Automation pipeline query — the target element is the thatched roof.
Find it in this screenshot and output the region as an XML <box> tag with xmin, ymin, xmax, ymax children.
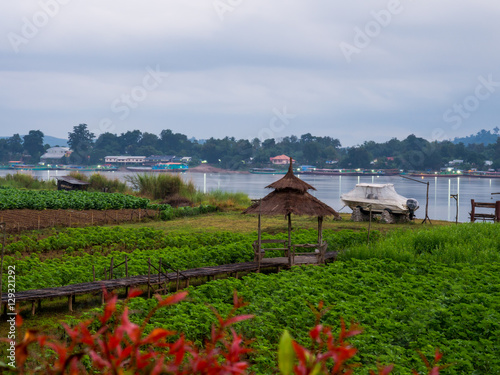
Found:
<box><xmin>243</xmin><ymin>159</ymin><xmax>340</xmax><ymax>218</ymax></box>
<box><xmin>243</xmin><ymin>189</ymin><xmax>340</xmax><ymax>218</ymax></box>
<box><xmin>265</xmin><ymin>162</ymin><xmax>315</xmax><ymax>193</ymax></box>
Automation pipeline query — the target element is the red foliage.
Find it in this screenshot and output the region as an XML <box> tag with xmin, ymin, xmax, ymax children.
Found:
<box><xmin>6</xmin><ymin>290</ymin><xmax>448</xmax><ymax>375</ymax></box>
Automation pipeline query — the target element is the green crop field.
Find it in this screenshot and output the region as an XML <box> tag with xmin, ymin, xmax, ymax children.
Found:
<box><xmin>1</xmin><ymin>214</ymin><xmax>499</xmax><ymax>374</ymax></box>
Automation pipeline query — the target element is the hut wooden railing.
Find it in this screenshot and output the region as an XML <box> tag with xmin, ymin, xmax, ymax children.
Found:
<box><xmin>292</xmin><ymin>242</ymin><xmax>327</xmax><ymax>264</ymax></box>
<box><xmin>252</xmin><ymin>239</ymin><xmax>289</xmax><ymax>261</ymax></box>
<box><xmin>470</xmin><ymin>199</ymin><xmax>500</xmax><ymax>222</ymax></box>
<box><xmin>252</xmin><ymin>239</ymin><xmax>328</xmax><ymax>269</ymax></box>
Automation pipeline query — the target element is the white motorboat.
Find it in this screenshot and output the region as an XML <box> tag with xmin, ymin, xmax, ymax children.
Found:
<box><xmin>341</xmin><ymin>183</ymin><xmax>418</xmax><ymax>220</ymax></box>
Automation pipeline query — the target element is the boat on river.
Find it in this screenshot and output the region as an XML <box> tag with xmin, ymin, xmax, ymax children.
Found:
<box><xmin>249</xmin><ymin>168</ymin><xmax>286</xmax><ymax>174</ymax></box>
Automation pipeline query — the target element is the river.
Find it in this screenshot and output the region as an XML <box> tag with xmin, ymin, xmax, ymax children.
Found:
<box><xmin>2</xmin><ymin>169</ymin><xmax>500</xmax><ymax>222</ymax></box>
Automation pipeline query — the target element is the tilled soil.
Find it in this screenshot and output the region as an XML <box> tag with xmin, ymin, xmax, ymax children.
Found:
<box><xmin>0</xmin><ymin>208</ymin><xmax>159</xmax><ymax>232</ymax></box>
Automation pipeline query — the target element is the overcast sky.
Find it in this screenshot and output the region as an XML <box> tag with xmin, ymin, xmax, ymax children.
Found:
<box><xmin>1</xmin><ymin>1</ymin><xmax>500</xmax><ymax>146</ymax></box>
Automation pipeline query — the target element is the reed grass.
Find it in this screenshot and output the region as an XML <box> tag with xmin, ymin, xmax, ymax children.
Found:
<box><xmin>68</xmin><ymin>172</ymin><xmax>131</xmax><ymax>193</ymax></box>
<box><xmin>338</xmin><ymin>223</ymin><xmax>500</xmax><ymax>265</ymax></box>
<box><xmin>0</xmin><ymin>173</ymin><xmax>56</xmax><ymax>190</ymax></box>
<box><xmin>125</xmin><ymin>173</ymin><xmax>251</xmax><ymax>209</ymax></box>
<box><xmin>125</xmin><ymin>173</ymin><xmax>196</xmax><ymax>200</ymax></box>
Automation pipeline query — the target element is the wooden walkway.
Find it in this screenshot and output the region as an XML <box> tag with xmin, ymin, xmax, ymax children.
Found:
<box><xmin>1</xmin><ymin>252</ymin><xmax>337</xmax><ymax>315</ymax></box>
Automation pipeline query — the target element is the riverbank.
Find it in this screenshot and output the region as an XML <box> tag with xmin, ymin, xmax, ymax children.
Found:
<box><xmin>188</xmin><ymin>164</ymin><xmax>250</xmax><ymax>174</ymax></box>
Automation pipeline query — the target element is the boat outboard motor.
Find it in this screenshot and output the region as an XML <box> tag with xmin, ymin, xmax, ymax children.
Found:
<box><xmin>406</xmin><ymin>198</ymin><xmax>419</xmax><ymax>219</ymax></box>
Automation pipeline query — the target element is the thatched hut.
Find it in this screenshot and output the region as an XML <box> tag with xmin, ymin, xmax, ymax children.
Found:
<box><xmin>243</xmin><ymin>159</ymin><xmax>340</xmax><ymax>268</ymax></box>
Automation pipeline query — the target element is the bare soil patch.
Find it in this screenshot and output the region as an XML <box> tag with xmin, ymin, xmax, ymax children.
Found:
<box><xmin>0</xmin><ymin>208</ymin><xmax>159</xmax><ymax>232</ymax></box>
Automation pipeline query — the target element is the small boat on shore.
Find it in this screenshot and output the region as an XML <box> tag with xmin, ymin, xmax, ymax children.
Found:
<box><xmin>341</xmin><ymin>183</ymin><xmax>419</xmax><ymax>222</ymax></box>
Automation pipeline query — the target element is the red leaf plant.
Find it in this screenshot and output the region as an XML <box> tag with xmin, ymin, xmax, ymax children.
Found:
<box><xmin>3</xmin><ymin>291</ymin><xmax>449</xmax><ymax>375</ymax></box>
<box><xmin>6</xmin><ymin>289</ymin><xmax>253</xmax><ymax>374</ymax></box>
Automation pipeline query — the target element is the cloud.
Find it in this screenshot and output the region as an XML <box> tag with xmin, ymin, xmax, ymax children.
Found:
<box><xmin>1</xmin><ymin>0</ymin><xmax>500</xmax><ymax>146</ymax></box>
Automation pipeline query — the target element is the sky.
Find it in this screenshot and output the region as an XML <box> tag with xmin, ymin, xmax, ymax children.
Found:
<box><xmin>1</xmin><ymin>1</ymin><xmax>500</xmax><ymax>147</ymax></box>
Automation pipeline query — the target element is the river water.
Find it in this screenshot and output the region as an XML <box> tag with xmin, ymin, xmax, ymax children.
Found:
<box><xmin>2</xmin><ymin>169</ymin><xmax>500</xmax><ymax>222</ymax></box>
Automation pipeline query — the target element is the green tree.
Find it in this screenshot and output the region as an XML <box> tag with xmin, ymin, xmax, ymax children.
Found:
<box><xmin>7</xmin><ymin>134</ymin><xmax>24</xmax><ymax>158</ymax></box>
<box><xmin>341</xmin><ymin>146</ymin><xmax>371</xmax><ymax>168</ymax></box>
<box><xmin>68</xmin><ymin>124</ymin><xmax>95</xmax><ymax>165</ymax></box>
<box><xmin>303</xmin><ymin>142</ymin><xmax>320</xmax><ymax>164</ymax></box>
<box><xmin>23</xmin><ymin>130</ymin><xmax>45</xmax><ymax>162</ymax></box>
<box><xmin>119</xmin><ymin>130</ymin><xmax>142</xmax><ymax>155</ymax></box>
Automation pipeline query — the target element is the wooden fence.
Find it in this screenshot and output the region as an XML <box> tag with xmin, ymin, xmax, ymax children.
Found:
<box><xmin>0</xmin><ymin>208</ymin><xmax>159</xmax><ymax>232</ymax></box>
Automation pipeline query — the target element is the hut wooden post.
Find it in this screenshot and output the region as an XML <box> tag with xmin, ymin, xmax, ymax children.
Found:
<box><xmin>287</xmin><ymin>213</ymin><xmax>292</xmax><ymax>267</ymax></box>
<box><xmin>257</xmin><ymin>213</ymin><xmax>262</xmax><ymax>261</ymax></box>
<box><xmin>318</xmin><ymin>216</ymin><xmax>324</xmax><ymax>263</ymax></box>
<box><xmin>257</xmin><ymin>198</ymin><xmax>262</xmax><ymax>272</ymax></box>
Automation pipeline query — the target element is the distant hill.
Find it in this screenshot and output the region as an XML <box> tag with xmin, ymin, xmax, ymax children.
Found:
<box><xmin>0</xmin><ymin>135</ymin><xmax>68</xmax><ymax>147</ymax></box>
<box><xmin>43</xmin><ymin>136</ymin><xmax>68</xmax><ymax>147</ymax></box>
<box><xmin>452</xmin><ymin>129</ymin><xmax>499</xmax><ymax>145</ymax></box>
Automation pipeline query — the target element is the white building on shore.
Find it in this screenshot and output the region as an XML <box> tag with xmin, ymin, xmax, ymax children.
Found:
<box><xmin>104</xmin><ymin>156</ymin><xmax>146</xmax><ymax>164</ymax></box>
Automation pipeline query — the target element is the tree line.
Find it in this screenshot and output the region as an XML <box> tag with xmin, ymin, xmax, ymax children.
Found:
<box><xmin>1</xmin><ymin>124</ymin><xmax>500</xmax><ymax>171</ymax></box>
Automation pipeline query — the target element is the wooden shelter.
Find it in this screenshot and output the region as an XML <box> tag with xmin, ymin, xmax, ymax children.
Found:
<box><xmin>243</xmin><ymin>159</ymin><xmax>340</xmax><ymax>269</ymax></box>
<box><xmin>56</xmin><ymin>176</ymin><xmax>89</xmax><ymax>191</ymax></box>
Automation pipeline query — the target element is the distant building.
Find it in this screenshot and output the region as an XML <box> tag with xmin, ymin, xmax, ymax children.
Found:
<box><xmin>144</xmin><ymin>155</ymin><xmax>175</xmax><ymax>165</ymax></box>
<box><xmin>485</xmin><ymin>160</ymin><xmax>493</xmax><ymax>166</ymax></box>
<box><xmin>448</xmin><ymin>160</ymin><xmax>464</xmax><ymax>166</ymax></box>
<box><xmin>40</xmin><ymin>147</ymin><xmax>71</xmax><ymax>162</ymax></box>
<box><xmin>180</xmin><ymin>156</ymin><xmax>192</xmax><ymax>163</ymax></box>
<box><xmin>105</xmin><ymin>156</ymin><xmax>146</xmax><ymax>164</ymax></box>
<box><xmin>270</xmin><ymin>154</ymin><xmax>295</xmax><ymax>165</ymax></box>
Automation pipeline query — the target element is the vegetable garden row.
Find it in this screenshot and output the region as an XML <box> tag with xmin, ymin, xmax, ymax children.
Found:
<box><xmin>1</xmin><ymin>227</ymin><xmax>371</xmax><ymax>292</ymax></box>
<box><xmin>0</xmin><ymin>187</ymin><xmax>150</xmax><ymax>210</ymax></box>
<box><xmin>121</xmin><ymin>258</ymin><xmax>500</xmax><ymax>374</ymax></box>
<box><xmin>3</xmin><ymin>220</ymin><xmax>499</xmax><ymax>374</ymax></box>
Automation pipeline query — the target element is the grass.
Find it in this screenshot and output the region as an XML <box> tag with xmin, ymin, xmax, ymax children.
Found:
<box><xmin>126</xmin><ymin>173</ymin><xmax>195</xmax><ymax>200</ymax></box>
<box><xmin>120</xmin><ymin>211</ymin><xmax>450</xmax><ymax>235</ymax></box>
<box><xmin>126</xmin><ymin>173</ymin><xmax>251</xmax><ymax>209</ymax></box>
<box><xmin>339</xmin><ymin>222</ymin><xmax>500</xmax><ymax>265</ymax></box>
<box><xmin>68</xmin><ymin>171</ymin><xmax>131</xmax><ymax>193</ymax></box>
<box><xmin>0</xmin><ymin>173</ymin><xmax>56</xmax><ymax>190</ymax></box>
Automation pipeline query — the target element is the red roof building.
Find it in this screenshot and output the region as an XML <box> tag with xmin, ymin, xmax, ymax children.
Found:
<box><xmin>270</xmin><ymin>154</ymin><xmax>296</xmax><ymax>165</ymax></box>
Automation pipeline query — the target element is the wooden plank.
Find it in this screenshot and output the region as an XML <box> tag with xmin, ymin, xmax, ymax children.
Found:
<box><xmin>474</xmin><ymin>203</ymin><xmax>496</xmax><ymax>208</ymax></box>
